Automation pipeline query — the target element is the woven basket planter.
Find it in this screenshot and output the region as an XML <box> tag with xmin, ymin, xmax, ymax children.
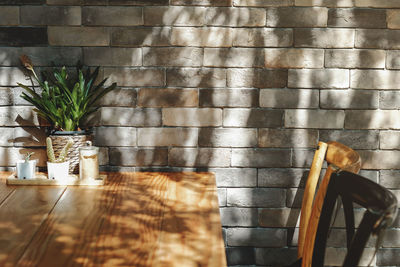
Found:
<box><xmin>49</xmin><ymin>131</ymin><xmax>93</xmax><ymax>174</ymax></box>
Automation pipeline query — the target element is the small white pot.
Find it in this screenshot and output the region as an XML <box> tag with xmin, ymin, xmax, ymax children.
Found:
<box><xmin>47</xmin><ymin>161</ymin><xmax>70</xmax><ymax>180</ymax></box>
<box><xmin>16</xmin><ymin>160</ymin><xmax>36</xmax><ymax>179</ymax></box>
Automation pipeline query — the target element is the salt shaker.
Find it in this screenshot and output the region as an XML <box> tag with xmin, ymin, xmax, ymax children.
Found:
<box><xmin>79</xmin><ymin>141</ymin><xmax>99</xmax><ymax>180</ymax></box>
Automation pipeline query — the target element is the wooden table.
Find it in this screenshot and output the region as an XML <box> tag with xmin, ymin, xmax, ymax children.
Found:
<box><xmin>0</xmin><ymin>172</ymin><xmax>226</xmax><ymax>267</ymax></box>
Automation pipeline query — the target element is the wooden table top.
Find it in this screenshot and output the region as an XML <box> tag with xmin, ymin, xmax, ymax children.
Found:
<box><xmin>0</xmin><ymin>172</ymin><xmax>227</xmax><ymax>267</ymax></box>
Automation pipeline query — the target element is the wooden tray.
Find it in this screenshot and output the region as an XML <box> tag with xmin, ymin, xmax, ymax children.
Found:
<box><xmin>6</xmin><ymin>173</ymin><xmax>106</xmax><ymax>186</ymax></box>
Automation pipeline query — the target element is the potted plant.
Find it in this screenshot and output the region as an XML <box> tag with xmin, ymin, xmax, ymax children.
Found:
<box><xmin>46</xmin><ymin>137</ymin><xmax>73</xmax><ymax>180</ymax></box>
<box><xmin>18</xmin><ymin>55</ymin><xmax>117</xmax><ymax>173</ymax></box>
<box><xmin>16</xmin><ymin>152</ymin><xmax>36</xmax><ymax>179</ymax></box>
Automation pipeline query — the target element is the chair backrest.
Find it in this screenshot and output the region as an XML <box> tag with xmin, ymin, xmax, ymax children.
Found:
<box><xmin>308</xmin><ymin>171</ymin><xmax>398</xmax><ymax>267</ymax></box>
<box><xmin>298</xmin><ymin>141</ymin><xmax>361</xmax><ymax>258</ymax></box>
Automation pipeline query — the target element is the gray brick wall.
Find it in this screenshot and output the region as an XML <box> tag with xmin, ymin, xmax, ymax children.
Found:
<box><xmin>1</xmin><ymin>1</ymin><xmax>400</xmax><ymax>266</ymax></box>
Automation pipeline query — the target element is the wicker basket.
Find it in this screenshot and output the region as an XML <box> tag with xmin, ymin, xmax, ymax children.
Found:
<box><xmin>49</xmin><ymin>133</ymin><xmax>93</xmax><ymax>174</ymax></box>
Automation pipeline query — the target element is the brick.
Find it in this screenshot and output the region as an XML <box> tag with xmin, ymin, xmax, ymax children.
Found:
<box><xmin>233</xmin><ymin>28</ymin><xmax>293</xmax><ymax>47</ymax></box>
<box><xmin>286</xmin><ymin>188</ymin><xmax>304</xmax><ymax>207</ymax></box>
<box><xmin>137</xmin><ymin>128</ymin><xmax>198</xmax><ymax>146</ymax></box>
<box><xmin>111</xmin><ymin>27</ymin><xmax>170</xmax><ymax>47</ymax></box>
<box><xmin>97</xmin><ymin>89</ymin><xmax>136</xmax><ymax>107</ymax></box>
<box><xmin>259</xmin><ymin>208</ymin><xmax>299</xmax><ymax>227</ymax></box>
<box><xmin>377</xmin><ymin>249</ymin><xmax>400</xmax><ymax>266</ymax></box>
<box><xmin>94</xmin><ymin>127</ymin><xmax>136</xmax><ymax>147</ymax></box>
<box><xmin>288</xmin><ymin>69</ymin><xmax>349</xmax><ymax>89</ymax></box>
<box><xmin>264</xmin><ymin>48</ymin><xmax>324</xmax><ymax>68</ymax></box>
<box><xmin>266</xmin><ymin>7</ymin><xmax>327</xmax><ymax>27</ymax></box>
<box><xmin>358</xmin><ymin>150</ymin><xmax>400</xmax><ymax>169</ymax></box>
<box><xmin>234</xmin><ymin>0</ymin><xmax>293</xmax><ymax>6</ymax></box>
<box><xmin>211</xmin><ymin>168</ymin><xmax>257</xmax><ymax>187</ymax></box>
<box><xmin>355</xmin><ymin>0</ymin><xmax>400</xmax><ymax>8</ymax></box>
<box><xmin>285</xmin><ymin>109</ymin><xmax>345</xmax><ymax>129</ymax></box>
<box><xmin>109</xmin><ymin>148</ymin><xmax>167</xmax><ymax>166</ymax></box>
<box><xmin>231</xmin><ymin>148</ymin><xmax>291</xmax><ymax>168</ymax></box>
<box><xmin>359</xmin><ymin>170</ymin><xmax>379</xmax><ymax>183</ymax></box>
<box><xmin>346</xmin><ymin>110</ymin><xmax>400</xmax><ymax>129</ymax></box>
<box><xmin>138</xmin><ymin>88</ymin><xmax>198</xmax><ymax>107</ymax></box>
<box><xmin>258</xmin><ymin>168</ymin><xmax>308</xmax><ymax>187</ymax></box>
<box><xmin>380</xmin><ymin>170</ymin><xmax>400</xmax><ymax>189</ymax></box>
<box><xmin>0</xmin><ymin>128</ymin><xmax>15</xmax><ymax>146</ymax></box>
<box><xmin>168</xmin><ymin>148</ymin><xmax>230</xmax><ymax>167</ymax></box>
<box><xmin>325</xmin><ymin>49</ymin><xmax>385</xmax><ymax>69</ymax></box>
<box><xmin>320</xmin><ymin>90</ymin><xmax>378</xmax><ymax>109</ymax></box>
<box><xmin>352</xmin><ymin>70</ymin><xmax>400</xmax><ymax>89</ymax></box>
<box><xmin>172</xmin><ymin>0</ymin><xmax>232</xmax><ymax>6</ymax></box>
<box><xmin>199</xmin><ymin>128</ymin><xmax>257</xmax><ymax>147</ymax></box>
<box><xmin>388</xmin><ymin>10</ymin><xmax>400</xmax><ymax>29</ymax></box>
<box><xmin>0</xmin><ymin>7</ymin><xmax>19</xmax><ymax>25</ymax></box>
<box><xmin>84</xmin><ymin>0</ymin><xmax>107</xmax><ymax>4</ymax></box>
<box><xmin>0</xmin><ymin>27</ymin><xmax>47</xmax><ymax>46</ymax></box>
<box><xmin>100</xmin><ymin>107</ymin><xmax>161</xmax><ymax>127</ymax></box>
<box><xmin>1</xmin><ymin>0</ymin><xmax>44</xmax><ymax>4</ymax></box>
<box><xmin>22</xmin><ymin>47</ymin><xmax>82</xmax><ymax>67</ymax></box>
<box><xmin>83</xmin><ymin>7</ymin><xmax>142</xmax><ymax>26</ymax></box>
<box><xmin>108</xmin><ymin>0</ymin><xmax>168</xmax><ymax>5</ymax></box>
<box><xmin>356</xmin><ymin>29</ymin><xmax>400</xmax><ymax>49</ymax></box>
<box><xmin>220</xmin><ymin>207</ymin><xmax>258</xmax><ymax>226</ymax></box>
<box><xmin>259</xmin><ymin>129</ymin><xmax>318</xmax><ymax>148</ymax></box>
<box><xmin>171</xmin><ymin>27</ymin><xmax>232</xmax><ymax>47</ymax></box>
<box><xmin>0</xmin><ymin>87</ymin><xmax>18</xmax><ymax>105</ymax></box>
<box><xmin>48</xmin><ymin>26</ymin><xmax>109</xmax><ymax>46</ymax></box>
<box><xmin>255</xmin><ymin>248</ymin><xmax>298</xmax><ymax>266</ymax></box>
<box><xmin>21</xmin><ymin>6</ymin><xmax>80</xmax><ymax>26</ymax></box>
<box><xmin>226</xmin><ymin>247</ymin><xmax>255</xmax><ymax>266</ymax></box>
<box><xmin>167</xmin><ymin>68</ymin><xmax>226</xmax><ymax>88</ymax></box>
<box><xmin>144</xmin><ymin>7</ymin><xmax>205</xmax><ymax>26</ymax></box>
<box><xmin>163</xmin><ymin>108</ymin><xmax>222</xmax><ymax>127</ymax></box>
<box><xmin>46</xmin><ymin>0</ymin><xmax>81</xmax><ymax>4</ymax></box>
<box><xmin>260</xmin><ymin>89</ymin><xmax>318</xmax><ymax>108</ymax></box>
<box><xmin>295</xmin><ymin>0</ymin><xmax>355</xmax><ymax>6</ymax></box>
<box><xmin>0</xmin><ymin>107</ymin><xmax>39</xmax><ymax>126</ymax></box>
<box><xmin>200</xmin><ymin>89</ymin><xmax>258</xmax><ymax>108</ymax></box>
<box><xmin>226</xmin><ymin>228</ymin><xmax>286</xmax><ymax>247</ymax></box>
<box><xmin>387</xmin><ymin>51</ymin><xmax>400</xmax><ymax>69</ymax></box>
<box><xmin>325</xmin><ymin>248</ymin><xmax>377</xmax><ymax>266</ymax></box>
<box><xmin>328</xmin><ymin>8</ymin><xmax>386</xmax><ymax>28</ymax></box>
<box><xmin>291</xmin><ymin>149</ymin><xmax>315</xmax><ymax>168</ymax></box>
<box><xmin>204</xmin><ymin>48</ymin><xmax>263</xmax><ymax>67</ymax></box>
<box><xmin>104</xmin><ymin>68</ymin><xmax>165</xmax><ymax>87</ymax></box>
<box><xmin>144</xmin><ymin>47</ymin><xmax>202</xmax><ymax>67</ymax></box>
<box><xmin>380</xmin><ymin>131</ymin><xmax>400</xmax><ymax>149</ymax></box>
<box><xmin>13</xmin><ymin>127</ymin><xmax>46</xmax><ymax>147</ymax></box>
<box><xmin>319</xmin><ymin>130</ymin><xmax>379</xmax><ymax>150</ymax></box>
<box><xmin>206</xmin><ymin>7</ymin><xmax>266</xmax><ymax>26</ymax></box>
<box><xmin>383</xmin><ymin>229</ymin><xmax>400</xmax><ymax>247</ymax></box>
<box><xmin>227</xmin><ymin>68</ymin><xmax>287</xmax><ymax>88</ymax></box>
<box><xmin>295</xmin><ymin>28</ymin><xmax>354</xmax><ymax>48</ymax></box>
<box><xmin>0</xmin><ymin>47</ymin><xmax>20</xmax><ymax>66</ymax></box>
<box><xmin>224</xmin><ymin>109</ymin><xmax>283</xmax><ymax>127</ymax></box>
<box><xmin>228</xmin><ymin>188</ymin><xmax>286</xmax><ymax>208</ymax></box>
<box><xmin>0</xmin><ymin>147</ymin><xmax>46</xmax><ymax>167</ymax></box>
<box><xmin>217</xmin><ymin>188</ymin><xmax>226</xmax><ymax>206</ymax></box>
<box><xmin>380</xmin><ymin>91</ymin><xmax>400</xmax><ymax>109</ymax></box>
<box><xmin>84</xmin><ymin>48</ymin><xmax>141</xmax><ymax>67</ymax></box>
<box><xmin>0</xmin><ymin>67</ymin><xmax>34</xmax><ymax>86</ymax></box>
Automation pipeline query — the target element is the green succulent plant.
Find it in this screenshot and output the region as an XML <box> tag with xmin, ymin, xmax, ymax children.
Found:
<box><xmin>18</xmin><ymin>55</ymin><xmax>117</xmax><ymax>132</ymax></box>
<box><xmin>46</xmin><ymin>137</ymin><xmax>73</xmax><ymax>163</ymax></box>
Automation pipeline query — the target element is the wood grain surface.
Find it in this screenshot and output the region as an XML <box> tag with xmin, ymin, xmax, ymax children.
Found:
<box><xmin>0</xmin><ymin>172</ymin><xmax>226</xmax><ymax>267</ymax></box>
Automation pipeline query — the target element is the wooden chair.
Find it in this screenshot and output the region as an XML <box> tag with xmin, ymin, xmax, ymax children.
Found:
<box><xmin>297</xmin><ymin>141</ymin><xmax>362</xmax><ymax>260</ymax></box>
<box><xmin>305</xmin><ymin>171</ymin><xmax>398</xmax><ymax>266</ymax></box>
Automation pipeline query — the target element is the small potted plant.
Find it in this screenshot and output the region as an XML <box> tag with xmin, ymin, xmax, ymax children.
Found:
<box><xmin>16</xmin><ymin>152</ymin><xmax>36</xmax><ymax>179</ymax></box>
<box><xmin>46</xmin><ymin>137</ymin><xmax>73</xmax><ymax>180</ymax></box>
<box><xmin>18</xmin><ymin>55</ymin><xmax>117</xmax><ymax>173</ymax></box>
